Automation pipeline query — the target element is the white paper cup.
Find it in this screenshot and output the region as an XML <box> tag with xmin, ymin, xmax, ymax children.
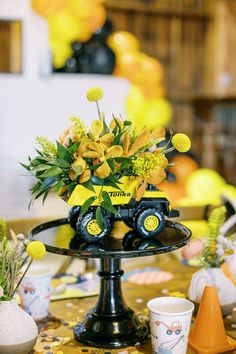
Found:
<box><xmin>18</xmin><ymin>266</ymin><xmax>52</xmax><ymax>320</ymax></box>
<box><xmin>147</xmin><ymin>297</ymin><xmax>194</xmax><ymax>354</ymax></box>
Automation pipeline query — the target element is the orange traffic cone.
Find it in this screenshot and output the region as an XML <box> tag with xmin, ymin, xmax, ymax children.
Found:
<box><xmin>189</xmin><ymin>285</ymin><xmax>236</xmax><ymax>353</ymax></box>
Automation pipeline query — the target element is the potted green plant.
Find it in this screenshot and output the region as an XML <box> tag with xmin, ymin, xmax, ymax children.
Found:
<box><xmin>0</xmin><ymin>218</ymin><xmax>46</xmax><ymax>354</ymax></box>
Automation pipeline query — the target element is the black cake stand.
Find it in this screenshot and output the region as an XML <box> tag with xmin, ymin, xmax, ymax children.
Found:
<box><xmin>30</xmin><ymin>219</ymin><xmax>191</xmax><ymax>349</ymax></box>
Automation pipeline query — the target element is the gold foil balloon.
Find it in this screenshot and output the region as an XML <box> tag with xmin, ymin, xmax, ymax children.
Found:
<box><xmin>31</xmin><ymin>0</ymin><xmax>66</xmax><ymax>18</ymax></box>
<box><xmin>108</xmin><ymin>31</ymin><xmax>140</xmax><ymax>54</ymax></box>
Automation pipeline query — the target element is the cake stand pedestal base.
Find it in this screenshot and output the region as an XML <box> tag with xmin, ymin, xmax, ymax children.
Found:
<box><xmin>73</xmin><ymin>257</ymin><xmax>149</xmax><ymax>349</ymax></box>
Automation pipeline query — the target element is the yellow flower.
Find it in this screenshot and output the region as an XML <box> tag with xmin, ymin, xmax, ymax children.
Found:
<box><xmin>90</xmin><ymin>119</ymin><xmax>114</xmax><ymax>147</ymax></box>
<box><xmin>26</xmin><ymin>241</ymin><xmax>46</xmax><ymax>260</ymax></box>
<box><xmin>86</xmin><ymin>87</ymin><xmax>103</xmax><ymax>102</ymax></box>
<box><xmin>172</xmin><ymin>133</ymin><xmax>191</xmax><ymax>152</ymax></box>
<box><xmin>122</xmin><ymin>127</ymin><xmax>151</xmax><ymax>157</ymax></box>
<box><xmin>133</xmin><ymin>151</ymin><xmax>168</xmax><ymax>200</ymax></box>
<box><xmin>83</xmin><ymin>142</ymin><xmax>123</xmax><ymax>179</ymax></box>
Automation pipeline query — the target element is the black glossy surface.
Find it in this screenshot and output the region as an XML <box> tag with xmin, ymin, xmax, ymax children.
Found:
<box><xmin>30</xmin><ymin>219</ymin><xmax>191</xmax><ymax>259</ymax></box>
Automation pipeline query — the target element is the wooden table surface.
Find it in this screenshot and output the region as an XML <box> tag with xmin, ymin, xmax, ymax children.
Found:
<box><xmin>33</xmin><ymin>253</ymin><xmax>236</xmax><ymax>354</ymax></box>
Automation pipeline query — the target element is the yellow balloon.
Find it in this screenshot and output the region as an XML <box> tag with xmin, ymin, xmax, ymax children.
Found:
<box><xmin>141</xmin><ymin>83</ymin><xmax>166</xmax><ymax>99</ymax></box>
<box><xmin>49</xmin><ymin>12</ymin><xmax>85</xmax><ymax>43</ymax></box>
<box><xmin>66</xmin><ymin>0</ymin><xmax>99</xmax><ymax>20</ymax></box>
<box><xmin>137</xmin><ymin>54</ymin><xmax>164</xmax><ymax>86</ymax></box>
<box><xmin>108</xmin><ymin>31</ymin><xmax>140</xmax><ymax>55</ymax></box>
<box><xmin>186</xmin><ymin>169</ymin><xmax>226</xmax><ymax>205</ymax></box>
<box><xmin>50</xmin><ymin>40</ymin><xmax>72</xmax><ymax>68</ymax></box>
<box><xmin>87</xmin><ymin>4</ymin><xmax>106</xmax><ymax>32</ymax></box>
<box><xmin>126</xmin><ymin>85</ymin><xmax>145</xmax><ymax>118</ymax></box>
<box><xmin>131</xmin><ymin>98</ymin><xmax>173</xmax><ymax>131</ymax></box>
<box><xmin>114</xmin><ymin>52</ymin><xmax>141</xmax><ymax>83</ymax></box>
<box><xmin>31</xmin><ymin>0</ymin><xmax>66</xmax><ymax>18</ymax></box>
<box><xmin>76</xmin><ymin>20</ymin><xmax>93</xmax><ymax>42</ymax></box>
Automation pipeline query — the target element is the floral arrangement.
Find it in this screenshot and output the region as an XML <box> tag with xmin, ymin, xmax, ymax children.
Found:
<box><xmin>22</xmin><ymin>87</ymin><xmax>191</xmax><ymax>224</ymax></box>
<box><xmin>182</xmin><ymin>206</ymin><xmax>236</xmax><ymax>268</ymax></box>
<box><xmin>0</xmin><ymin>218</ymin><xmax>46</xmax><ymax>302</ymax></box>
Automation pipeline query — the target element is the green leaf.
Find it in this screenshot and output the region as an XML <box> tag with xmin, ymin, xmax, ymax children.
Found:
<box><xmin>55</xmin><ymin>158</ymin><xmax>70</xmax><ymax>168</ymax></box>
<box><xmin>90</xmin><ymin>175</ymin><xmax>104</xmax><ymax>185</ymax></box>
<box><xmin>124</xmin><ymin>120</ymin><xmax>132</xmax><ymax>126</ymax></box>
<box><xmin>68</xmin><ymin>182</ymin><xmax>78</xmax><ymax>195</ymax></box>
<box><xmin>107</xmin><ymin>159</ymin><xmax>115</xmax><ymax>173</ymax></box>
<box><xmin>73</xmin><ymin>165</ymin><xmax>83</xmax><ymax>177</ymax></box>
<box><xmin>30</xmin><ymin>181</ymin><xmax>42</xmax><ymax>193</ymax></box>
<box><xmin>42</xmin><ymin>176</ymin><xmax>58</xmax><ymax>189</ymax></box>
<box><xmin>31</xmin><ymin>164</ymin><xmax>53</xmax><ymax>172</ymax></box>
<box><xmin>19</xmin><ymin>162</ymin><xmax>31</xmax><ymax>171</ymax></box>
<box><xmin>89</xmin><ymin>162</ymin><xmax>102</xmax><ymax>171</ymax></box>
<box><xmin>68</xmin><ymin>142</ymin><xmax>80</xmax><ymax>154</ymax></box>
<box><xmin>42</xmin><ymin>189</ymin><xmax>50</xmax><ymax>204</ymax></box>
<box><xmin>0</xmin><ymin>218</ymin><xmax>7</xmax><ymax>241</ymax></box>
<box><xmin>34</xmin><ymin>148</ymin><xmax>44</xmax><ymax>156</ymax></box>
<box><xmin>108</xmin><ymin>175</ymin><xmax>123</xmax><ymax>184</ymax></box>
<box><xmin>112</xmin><ymin>126</ymin><xmax>118</xmax><ymax>135</ymax></box>
<box><xmin>104</xmin><ymin>180</ymin><xmax>121</xmax><ymax>190</ymax></box>
<box><xmin>102</xmin><ymin>191</ymin><xmax>112</xmax><ymax>204</ymax></box>
<box><xmin>115</xmin><ymin>157</ymin><xmax>131</xmax><ymax>164</ymax></box>
<box><xmin>101</xmin><ymin>113</ymin><xmax>110</xmax><ymax>134</ymax></box>
<box><xmin>82</xmin><ymin>180</ymin><xmax>95</xmax><ymax>192</ymax></box>
<box><xmin>81</xmin><ymin>196</ymin><xmax>97</xmax><ymax>214</ymax></box>
<box><xmin>56</xmin><ymin>141</ymin><xmax>73</xmax><ymax>163</ymax></box>
<box><xmin>101</xmin><ymin>201</ymin><xmax>118</xmax><ymax>215</ymax></box>
<box><xmin>96</xmin><ymin>206</ymin><xmax>103</xmax><ymax>229</ymax></box>
<box><xmin>53</xmin><ymin>180</ymin><xmax>66</xmax><ymax>193</ymax></box>
<box><xmin>40</xmin><ymin>166</ymin><xmax>62</xmax><ymax>177</ymax></box>
<box><xmin>113</xmin><ymin>131</ymin><xmax>125</xmax><ymax>146</ymax></box>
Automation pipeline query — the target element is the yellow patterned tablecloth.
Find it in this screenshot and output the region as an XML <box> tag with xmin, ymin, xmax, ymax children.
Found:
<box><xmin>33</xmin><ymin>253</ymin><xmax>236</xmax><ymax>354</ymax></box>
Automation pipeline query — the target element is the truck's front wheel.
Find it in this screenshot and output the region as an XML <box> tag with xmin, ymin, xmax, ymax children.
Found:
<box><xmin>134</xmin><ymin>208</ymin><xmax>166</xmax><ymax>238</ymax></box>
<box><xmin>76</xmin><ymin>211</ymin><xmax>111</xmax><ymax>243</ymax></box>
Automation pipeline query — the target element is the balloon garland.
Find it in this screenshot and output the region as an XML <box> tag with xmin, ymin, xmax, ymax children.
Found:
<box><xmin>31</xmin><ymin>0</ymin><xmax>173</xmax><ymax>129</ymax></box>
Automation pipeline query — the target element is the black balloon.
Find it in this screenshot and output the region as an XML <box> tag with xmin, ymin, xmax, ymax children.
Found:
<box><xmin>58</xmin><ymin>17</ymin><xmax>116</xmax><ymax>75</ymax></box>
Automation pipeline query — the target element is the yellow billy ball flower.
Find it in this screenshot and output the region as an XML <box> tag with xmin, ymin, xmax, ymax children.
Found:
<box><xmin>26</xmin><ymin>241</ymin><xmax>46</xmax><ymax>260</ymax></box>
<box><xmin>86</xmin><ymin>87</ymin><xmax>103</xmax><ymax>102</ymax></box>
<box><xmin>172</xmin><ymin>133</ymin><xmax>191</xmax><ymax>152</ymax></box>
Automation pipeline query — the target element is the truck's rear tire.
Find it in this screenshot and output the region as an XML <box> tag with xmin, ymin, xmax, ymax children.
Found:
<box><xmin>76</xmin><ymin>210</ymin><xmax>111</xmax><ymax>243</ymax></box>
<box><xmin>68</xmin><ymin>206</ymin><xmax>81</xmax><ymax>230</ymax></box>
<box><xmin>134</xmin><ymin>208</ymin><xmax>166</xmax><ymax>238</ymax></box>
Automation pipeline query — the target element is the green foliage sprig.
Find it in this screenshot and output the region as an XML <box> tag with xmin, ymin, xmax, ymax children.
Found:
<box><xmin>202</xmin><ymin>206</ymin><xmax>226</xmax><ymax>267</ymax></box>
<box><xmin>0</xmin><ymin>218</ymin><xmax>46</xmax><ymax>302</ymax></box>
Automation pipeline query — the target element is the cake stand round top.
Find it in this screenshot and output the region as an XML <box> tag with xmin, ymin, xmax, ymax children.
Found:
<box><xmin>29</xmin><ymin>219</ymin><xmax>191</xmax><ymax>259</ymax></box>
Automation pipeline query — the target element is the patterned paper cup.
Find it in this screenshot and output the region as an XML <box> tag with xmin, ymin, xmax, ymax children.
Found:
<box><xmin>147</xmin><ymin>297</ymin><xmax>194</xmax><ymax>354</ymax></box>
<box><xmin>18</xmin><ymin>266</ymin><xmax>52</xmax><ymax>320</ymax></box>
